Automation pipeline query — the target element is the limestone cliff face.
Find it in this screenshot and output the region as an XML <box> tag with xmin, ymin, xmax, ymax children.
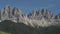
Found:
<box><xmin>27</xmin><ymin>9</ymin><xmax>60</xmax><ymax>27</ymax></box>
<box><xmin>0</xmin><ymin>5</ymin><xmax>60</xmax><ymax>27</ymax></box>
<box><xmin>28</xmin><ymin>9</ymin><xmax>54</xmax><ymax>20</ymax></box>
<box><xmin>0</xmin><ymin>5</ymin><xmax>26</xmax><ymax>23</ymax></box>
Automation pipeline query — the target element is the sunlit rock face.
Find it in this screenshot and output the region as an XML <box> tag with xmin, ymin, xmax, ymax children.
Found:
<box><xmin>55</xmin><ymin>14</ymin><xmax>60</xmax><ymax>19</ymax></box>
<box><xmin>1</xmin><ymin>5</ymin><xmax>13</xmax><ymax>21</ymax></box>
<box><xmin>0</xmin><ymin>5</ymin><xmax>60</xmax><ymax>27</ymax></box>
<box><xmin>28</xmin><ymin>9</ymin><xmax>54</xmax><ymax>20</ymax></box>
<box><xmin>11</xmin><ymin>7</ymin><xmax>25</xmax><ymax>22</ymax></box>
<box><xmin>27</xmin><ymin>9</ymin><xmax>60</xmax><ymax>27</ymax></box>
<box><xmin>0</xmin><ymin>10</ymin><xmax>1</xmax><ymax>22</ymax></box>
<box><xmin>0</xmin><ymin>5</ymin><xmax>26</xmax><ymax>23</ymax></box>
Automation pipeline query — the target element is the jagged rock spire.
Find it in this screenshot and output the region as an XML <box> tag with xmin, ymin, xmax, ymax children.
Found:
<box><xmin>0</xmin><ymin>5</ymin><xmax>60</xmax><ymax>27</ymax></box>
<box><xmin>1</xmin><ymin>5</ymin><xmax>13</xmax><ymax>20</ymax></box>
<box><xmin>28</xmin><ymin>9</ymin><xmax>54</xmax><ymax>20</ymax></box>
<box><xmin>0</xmin><ymin>10</ymin><xmax>1</xmax><ymax>20</ymax></box>
<box><xmin>41</xmin><ymin>9</ymin><xmax>54</xmax><ymax>19</ymax></box>
<box><xmin>55</xmin><ymin>14</ymin><xmax>60</xmax><ymax>19</ymax></box>
<box><xmin>12</xmin><ymin>7</ymin><xmax>25</xmax><ymax>22</ymax></box>
<box><xmin>0</xmin><ymin>5</ymin><xmax>25</xmax><ymax>22</ymax></box>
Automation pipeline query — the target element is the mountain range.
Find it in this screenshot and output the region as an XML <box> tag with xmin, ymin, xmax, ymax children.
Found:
<box><xmin>0</xmin><ymin>5</ymin><xmax>60</xmax><ymax>34</ymax></box>
<box><xmin>0</xmin><ymin>5</ymin><xmax>60</xmax><ymax>27</ymax></box>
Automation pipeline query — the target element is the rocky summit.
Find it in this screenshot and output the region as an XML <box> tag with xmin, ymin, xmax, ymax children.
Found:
<box><xmin>0</xmin><ymin>5</ymin><xmax>26</xmax><ymax>23</ymax></box>
<box><xmin>0</xmin><ymin>5</ymin><xmax>60</xmax><ymax>27</ymax></box>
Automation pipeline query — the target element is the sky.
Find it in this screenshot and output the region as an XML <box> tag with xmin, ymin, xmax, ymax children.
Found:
<box><xmin>0</xmin><ymin>0</ymin><xmax>60</xmax><ymax>14</ymax></box>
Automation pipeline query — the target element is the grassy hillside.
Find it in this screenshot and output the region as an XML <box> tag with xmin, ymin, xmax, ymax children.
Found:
<box><xmin>0</xmin><ymin>31</ymin><xmax>10</xmax><ymax>34</ymax></box>
<box><xmin>0</xmin><ymin>20</ymin><xmax>60</xmax><ymax>34</ymax></box>
<box><xmin>0</xmin><ymin>20</ymin><xmax>34</xmax><ymax>34</ymax></box>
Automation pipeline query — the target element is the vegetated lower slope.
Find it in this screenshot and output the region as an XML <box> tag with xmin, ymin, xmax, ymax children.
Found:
<box><xmin>0</xmin><ymin>31</ymin><xmax>10</xmax><ymax>34</ymax></box>
<box><xmin>0</xmin><ymin>20</ymin><xmax>34</xmax><ymax>34</ymax></box>
<box><xmin>0</xmin><ymin>20</ymin><xmax>60</xmax><ymax>34</ymax></box>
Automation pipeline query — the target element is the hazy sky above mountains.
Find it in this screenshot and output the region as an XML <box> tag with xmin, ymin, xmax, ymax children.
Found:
<box><xmin>0</xmin><ymin>0</ymin><xmax>60</xmax><ymax>14</ymax></box>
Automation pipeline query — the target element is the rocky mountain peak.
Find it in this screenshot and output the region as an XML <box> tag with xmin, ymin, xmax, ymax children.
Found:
<box><xmin>4</xmin><ymin>5</ymin><xmax>12</xmax><ymax>11</ymax></box>
<box><xmin>0</xmin><ymin>5</ymin><xmax>25</xmax><ymax>22</ymax></box>
<box><xmin>55</xmin><ymin>14</ymin><xmax>60</xmax><ymax>19</ymax></box>
<box><xmin>28</xmin><ymin>9</ymin><xmax>54</xmax><ymax>20</ymax></box>
<box><xmin>0</xmin><ymin>5</ymin><xmax>60</xmax><ymax>27</ymax></box>
<box><xmin>41</xmin><ymin>9</ymin><xmax>52</xmax><ymax>15</ymax></box>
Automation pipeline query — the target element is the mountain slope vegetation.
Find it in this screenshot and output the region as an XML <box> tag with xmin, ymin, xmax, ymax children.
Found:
<box><xmin>0</xmin><ymin>20</ymin><xmax>60</xmax><ymax>34</ymax></box>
